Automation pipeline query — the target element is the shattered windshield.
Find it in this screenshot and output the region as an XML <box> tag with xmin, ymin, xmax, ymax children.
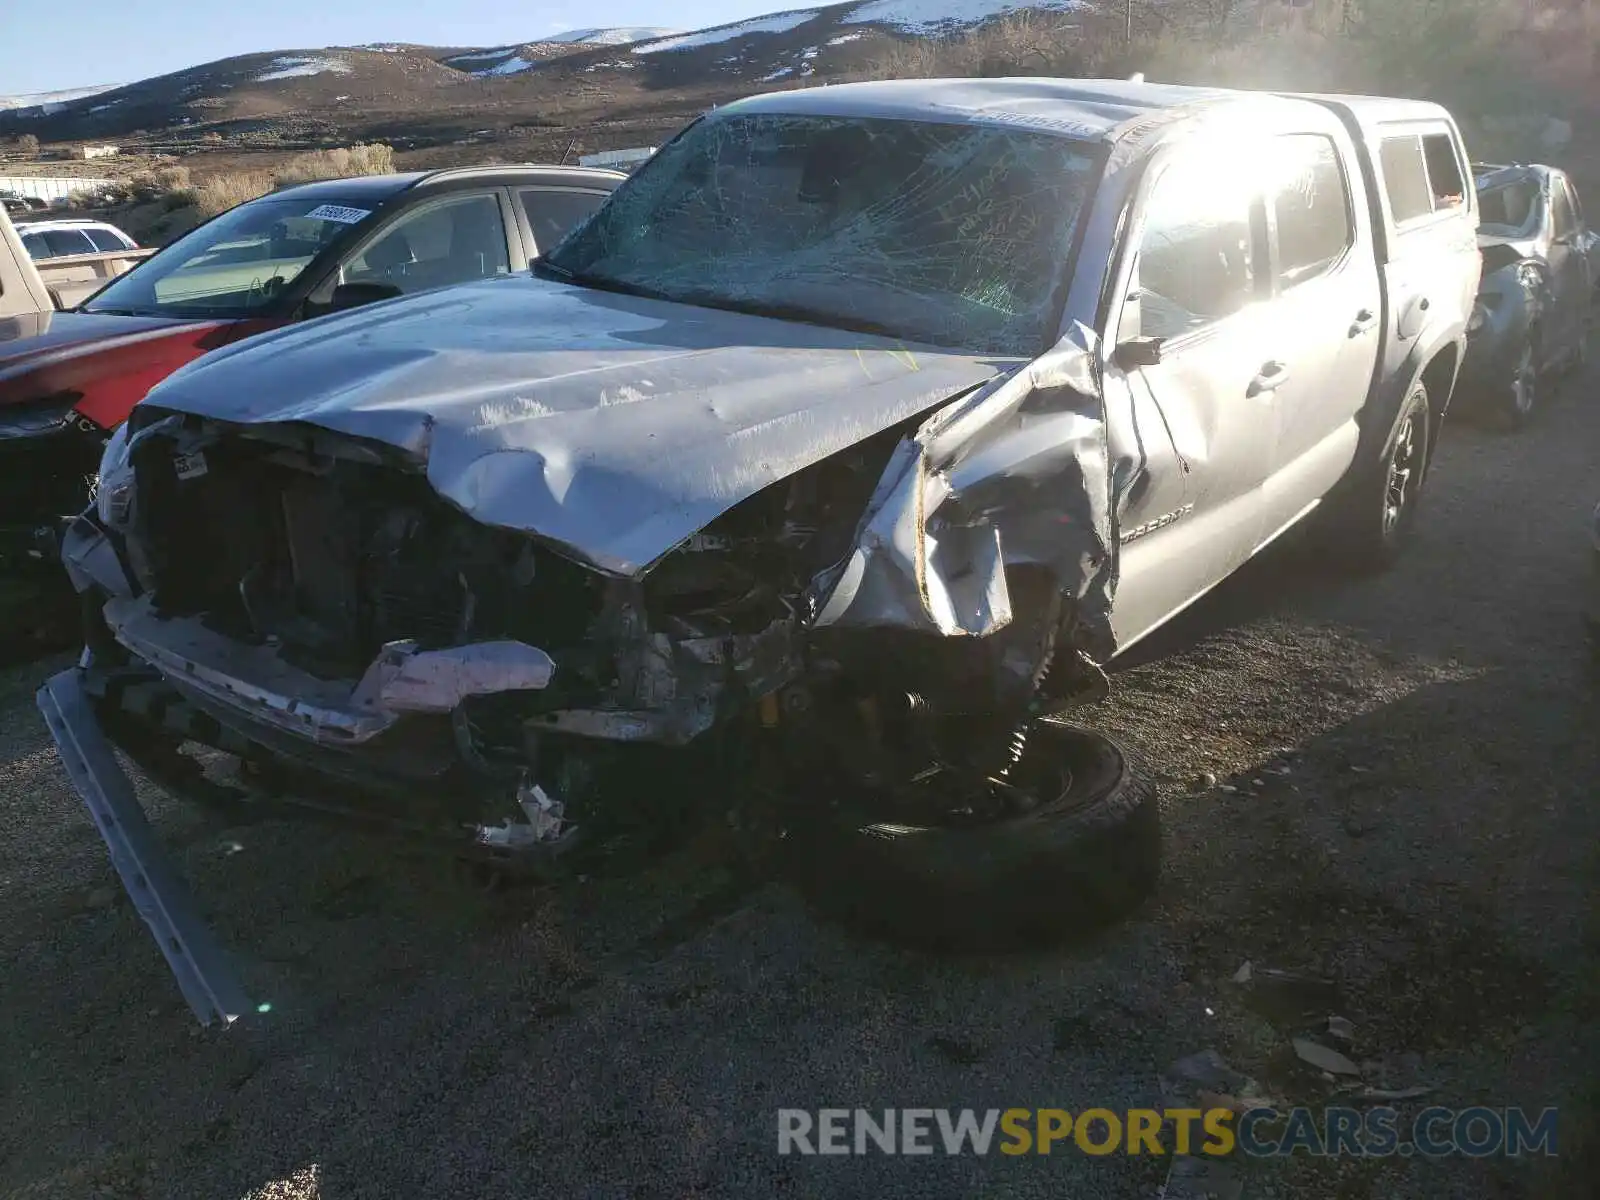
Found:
<box><xmin>82</xmin><ymin>196</ymin><xmax>375</xmax><ymax>318</ymax></box>
<box><xmin>544</xmin><ymin>113</ymin><xmax>1100</xmax><ymax>356</ymax></box>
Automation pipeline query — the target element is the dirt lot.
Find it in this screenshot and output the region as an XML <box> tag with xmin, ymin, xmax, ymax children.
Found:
<box><xmin>0</xmin><ymin>360</ymin><xmax>1597</xmax><ymax>1198</ymax></box>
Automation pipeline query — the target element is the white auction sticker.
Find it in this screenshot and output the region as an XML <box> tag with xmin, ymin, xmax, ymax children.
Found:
<box><xmin>304</xmin><ymin>204</ymin><xmax>371</xmax><ymax>224</ymax></box>
<box><xmin>173</xmin><ymin>451</ymin><xmax>209</xmax><ymax>481</ymax></box>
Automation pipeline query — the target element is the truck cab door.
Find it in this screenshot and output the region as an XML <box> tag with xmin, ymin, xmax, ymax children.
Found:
<box><xmin>1103</xmin><ymin>145</ymin><xmax>1277</xmax><ymax>652</ymax></box>
<box><xmin>1257</xmin><ymin>131</ymin><xmax>1383</xmax><ymax>540</ymax></box>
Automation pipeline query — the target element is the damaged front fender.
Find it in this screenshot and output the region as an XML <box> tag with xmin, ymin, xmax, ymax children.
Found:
<box><xmin>810</xmin><ymin>323</ymin><xmax>1116</xmax><ymax>659</ymax></box>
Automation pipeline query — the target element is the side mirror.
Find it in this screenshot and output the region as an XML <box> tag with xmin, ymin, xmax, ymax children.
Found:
<box><xmin>1112</xmin><ymin>336</ymin><xmax>1165</xmax><ymax>370</ymax></box>
<box><xmin>330</xmin><ymin>281</ymin><xmax>403</xmax><ymax>311</ymax></box>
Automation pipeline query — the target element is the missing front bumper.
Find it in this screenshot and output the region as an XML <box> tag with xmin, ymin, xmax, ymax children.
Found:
<box><xmin>36</xmin><ymin>667</ymin><xmax>253</xmax><ymax>1027</ymax></box>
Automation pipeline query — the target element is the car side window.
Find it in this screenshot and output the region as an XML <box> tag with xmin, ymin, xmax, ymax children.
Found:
<box><xmin>1420</xmin><ymin>134</ymin><xmax>1465</xmax><ymax>209</ymax></box>
<box><xmin>43</xmin><ymin>228</ymin><xmax>96</xmax><ymax>257</ymax></box>
<box><xmin>1563</xmin><ymin>177</ymin><xmax>1586</xmax><ymax>228</ymax></box>
<box><xmin>85</xmin><ymin>227</ymin><xmax>131</xmax><ymax>252</ymax></box>
<box><xmin>1121</xmin><ymin>153</ymin><xmax>1263</xmax><ymax>342</ymax></box>
<box><xmin>341</xmin><ymin>192</ymin><xmax>510</xmax><ymax>295</ymax></box>
<box><xmin>519</xmin><ymin>189</ymin><xmax>608</xmax><ymax>254</ymax></box>
<box><xmin>21</xmin><ymin>232</ymin><xmax>49</xmax><ymax>259</ymax></box>
<box><xmin>1271</xmin><ymin>135</ymin><xmax>1354</xmax><ymax>289</ymax></box>
<box><xmin>1380</xmin><ymin>131</ymin><xmax>1466</xmax><ymax>225</ymax></box>
<box><xmin>1379</xmin><ymin>136</ymin><xmax>1433</xmax><ymax>224</ymax></box>
<box><xmin>1552</xmin><ymin>180</ymin><xmax>1578</xmax><ymax>240</ymax></box>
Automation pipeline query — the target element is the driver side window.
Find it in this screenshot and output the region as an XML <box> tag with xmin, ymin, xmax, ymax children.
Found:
<box><xmin>1120</xmin><ymin>153</ymin><xmax>1266</xmax><ymax>343</ymax></box>
<box><xmin>339</xmin><ymin>192</ymin><xmax>510</xmax><ymax>296</ymax></box>
<box><xmin>1551</xmin><ymin>179</ymin><xmax>1578</xmax><ymax>240</ymax></box>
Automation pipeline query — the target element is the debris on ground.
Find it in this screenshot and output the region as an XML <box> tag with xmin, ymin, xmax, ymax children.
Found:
<box><xmin>1232</xmin><ymin>966</ymin><xmax>1343</xmax><ymax>1027</ymax></box>
<box><xmin>1359</xmin><ymin>1084</ymin><xmax>1435</xmax><ymax>1101</ymax></box>
<box><xmin>1325</xmin><ymin>1014</ymin><xmax>1355</xmax><ymax>1042</ymax></box>
<box><xmin>1292</xmin><ymin>1036</ymin><xmax>1362</xmax><ymax>1077</ymax></box>
<box><xmin>1161</xmin><ymin>1050</ymin><xmax>1278</xmax><ymax>1112</ymax></box>
<box><xmin>1158</xmin><ymin>1154</ymin><xmax>1244</xmax><ymax>1200</ymax></box>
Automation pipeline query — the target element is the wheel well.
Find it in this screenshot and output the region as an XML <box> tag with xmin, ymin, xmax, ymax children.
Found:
<box><xmin>1419</xmin><ymin>345</ymin><xmax>1459</xmax><ymax>440</ymax></box>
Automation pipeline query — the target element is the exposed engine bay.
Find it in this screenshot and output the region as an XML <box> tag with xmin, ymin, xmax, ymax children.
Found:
<box><xmin>66</xmin><ymin>316</ymin><xmax>1118</xmax><ymax>864</ymax></box>
<box><xmin>79</xmin><ymin>413</ymin><xmax>1045</xmax><ymax>847</ymax></box>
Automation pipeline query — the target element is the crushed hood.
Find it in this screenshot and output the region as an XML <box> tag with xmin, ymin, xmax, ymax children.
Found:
<box><xmin>140</xmin><ymin>275</ymin><xmax>1014</xmax><ymax>576</ymax></box>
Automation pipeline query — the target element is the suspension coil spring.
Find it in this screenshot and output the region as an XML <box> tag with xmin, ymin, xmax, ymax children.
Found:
<box><xmin>998</xmin><ymin>646</ymin><xmax>1060</xmax><ymax>778</ymax></box>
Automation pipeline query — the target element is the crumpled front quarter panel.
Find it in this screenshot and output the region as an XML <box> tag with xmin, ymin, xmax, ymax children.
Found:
<box><xmin>812</xmin><ymin>324</ymin><xmax>1117</xmax><ymax>657</ymax></box>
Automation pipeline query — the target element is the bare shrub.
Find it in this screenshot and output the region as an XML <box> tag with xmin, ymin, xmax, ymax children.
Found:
<box><xmin>273</xmin><ymin>142</ymin><xmax>396</xmax><ymax>186</ymax></box>
<box><xmin>861</xmin><ymin>0</ymin><xmax>1547</xmax><ymax>120</ymax></box>
<box><xmin>868</xmin><ymin>36</ymin><xmax>953</xmax><ymax>80</ymax></box>
<box><xmin>192</xmin><ymin>171</ymin><xmax>274</xmax><ymax>217</ymax></box>
<box><xmin>16</xmin><ymin>133</ymin><xmax>40</xmax><ymax>157</ymax></box>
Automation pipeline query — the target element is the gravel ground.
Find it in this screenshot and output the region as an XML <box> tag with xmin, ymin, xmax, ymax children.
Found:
<box><xmin>1</xmin><ymin>366</ymin><xmax>1597</xmax><ymax>1200</ymax></box>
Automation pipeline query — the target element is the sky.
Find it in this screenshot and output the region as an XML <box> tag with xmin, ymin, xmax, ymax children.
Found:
<box><xmin>0</xmin><ymin>0</ymin><xmax>794</xmax><ymax>93</ymax></box>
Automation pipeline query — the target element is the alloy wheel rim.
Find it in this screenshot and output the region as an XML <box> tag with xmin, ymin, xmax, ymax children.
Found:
<box><xmin>1384</xmin><ymin>414</ymin><xmax>1419</xmax><ymax>534</ymax></box>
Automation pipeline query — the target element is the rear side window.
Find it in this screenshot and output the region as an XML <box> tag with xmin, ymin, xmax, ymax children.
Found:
<box><xmin>42</xmin><ymin>228</ymin><xmax>96</xmax><ymax>257</ymax></box>
<box><xmin>1271</xmin><ymin>135</ymin><xmax>1353</xmax><ymax>288</ymax></box>
<box><xmin>1380</xmin><ymin>130</ymin><xmax>1467</xmax><ymax>225</ymax></box>
<box><xmin>519</xmin><ymin>189</ymin><xmax>607</xmax><ymax>253</ymax></box>
<box><xmin>85</xmin><ymin>227</ymin><xmax>131</xmax><ymax>252</ymax></box>
<box><xmin>1564</xmin><ymin>176</ymin><xmax>1585</xmax><ymax>226</ymax></box>
<box><xmin>1379</xmin><ymin>136</ymin><xmax>1433</xmax><ymax>223</ymax></box>
<box><xmin>21</xmin><ymin>232</ymin><xmax>49</xmax><ymax>259</ymax></box>
<box><xmin>1421</xmin><ymin>134</ymin><xmax>1465</xmax><ymax>209</ymax></box>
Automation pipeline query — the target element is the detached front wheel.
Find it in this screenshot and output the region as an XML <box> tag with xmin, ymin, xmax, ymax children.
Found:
<box><xmin>786</xmin><ymin>721</ymin><xmax>1160</xmax><ymax>952</ymax></box>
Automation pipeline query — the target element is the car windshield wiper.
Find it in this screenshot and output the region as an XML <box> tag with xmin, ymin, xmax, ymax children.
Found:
<box><xmin>532</xmin><ymin>258</ymin><xmax>674</xmax><ymax>304</ymax></box>
<box><xmin>684</xmin><ymin>296</ymin><xmax>911</xmax><ymax>342</ymax></box>
<box><xmin>534</xmin><ymin>263</ymin><xmax>915</xmax><ymax>342</ymax></box>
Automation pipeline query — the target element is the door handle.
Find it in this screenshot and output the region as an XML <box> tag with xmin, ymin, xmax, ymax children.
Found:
<box><xmin>1350</xmin><ymin>308</ymin><xmax>1378</xmax><ymax>336</ymax></box>
<box><xmin>1247</xmin><ymin>361</ymin><xmax>1291</xmax><ymax>397</ymax></box>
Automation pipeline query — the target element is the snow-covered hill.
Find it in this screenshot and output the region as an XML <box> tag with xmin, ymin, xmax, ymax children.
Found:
<box><xmin>0</xmin><ymin>84</ymin><xmax>121</xmax><ymax>114</ymax></box>
<box><xmin>0</xmin><ymin>1</ymin><xmax>1099</xmax><ymax>144</ymax></box>
<box><xmin>546</xmin><ymin>27</ymin><xmax>681</xmax><ymax>45</ymax></box>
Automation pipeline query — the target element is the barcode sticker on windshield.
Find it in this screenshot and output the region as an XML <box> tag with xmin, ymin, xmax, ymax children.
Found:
<box><xmin>304</xmin><ymin>204</ymin><xmax>371</xmax><ymax>224</ymax></box>
<box><xmin>173</xmin><ymin>451</ymin><xmax>208</xmax><ymax>481</ymax></box>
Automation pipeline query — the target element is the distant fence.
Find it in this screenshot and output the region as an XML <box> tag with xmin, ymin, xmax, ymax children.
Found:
<box><xmin>0</xmin><ymin>175</ymin><xmax>114</xmax><ymax>203</ymax></box>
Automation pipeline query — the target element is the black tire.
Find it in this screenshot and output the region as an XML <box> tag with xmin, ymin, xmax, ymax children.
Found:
<box><xmin>785</xmin><ymin>721</ymin><xmax>1161</xmax><ymax>953</ymax></box>
<box><xmin>1320</xmin><ymin>382</ymin><xmax>1432</xmax><ymax>574</ymax></box>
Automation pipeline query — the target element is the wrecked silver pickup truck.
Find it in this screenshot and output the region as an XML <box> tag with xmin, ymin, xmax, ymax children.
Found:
<box><xmin>42</xmin><ymin>79</ymin><xmax>1478</xmax><ymax>1025</ymax></box>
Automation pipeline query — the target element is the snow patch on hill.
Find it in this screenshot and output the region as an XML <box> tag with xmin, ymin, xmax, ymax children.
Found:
<box><xmin>0</xmin><ymin>84</ymin><xmax>120</xmax><ymax>113</ymax></box>
<box><xmin>443</xmin><ymin>48</ymin><xmax>514</xmax><ymax>65</ymax></box>
<box><xmin>483</xmin><ymin>56</ymin><xmax>536</xmax><ymax>76</ymax></box>
<box><xmin>547</xmin><ymin>27</ymin><xmax>680</xmax><ymax>45</ymax></box>
<box><xmin>844</xmin><ymin>0</ymin><xmax>1088</xmax><ymax>34</ymax></box>
<box><xmin>633</xmin><ymin>11</ymin><xmax>819</xmax><ymax>54</ymax></box>
<box><xmin>256</xmin><ymin>55</ymin><xmax>353</xmax><ymax>82</ymax></box>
